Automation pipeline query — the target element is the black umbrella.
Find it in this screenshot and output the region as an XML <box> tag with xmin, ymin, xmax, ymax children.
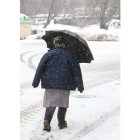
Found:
<box><xmin>41</xmin><ymin>30</ymin><xmax>94</xmax><ymax>63</ymax></box>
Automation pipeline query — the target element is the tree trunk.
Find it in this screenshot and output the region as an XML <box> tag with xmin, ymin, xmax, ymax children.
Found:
<box><xmin>100</xmin><ymin>22</ymin><xmax>108</xmax><ymax>30</ymax></box>
<box><xmin>43</xmin><ymin>0</ymin><xmax>56</xmax><ymax>28</ymax></box>
<box><xmin>43</xmin><ymin>18</ymin><xmax>51</xmax><ymax>28</ymax></box>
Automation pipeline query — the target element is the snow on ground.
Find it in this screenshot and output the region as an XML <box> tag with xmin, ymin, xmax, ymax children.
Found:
<box><xmin>20</xmin><ymin>40</ymin><xmax>120</xmax><ymax>140</ymax></box>
<box><xmin>20</xmin><ymin>63</ymin><xmax>34</xmax><ymax>84</ymax></box>
<box><xmin>27</xmin><ymin>24</ymin><xmax>120</xmax><ymax>41</ymax></box>
<box><xmin>81</xmin><ymin>111</ymin><xmax>120</xmax><ymax>140</ymax></box>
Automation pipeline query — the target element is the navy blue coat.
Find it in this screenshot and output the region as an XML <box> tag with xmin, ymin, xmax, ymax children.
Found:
<box><xmin>32</xmin><ymin>47</ymin><xmax>84</xmax><ymax>93</ymax></box>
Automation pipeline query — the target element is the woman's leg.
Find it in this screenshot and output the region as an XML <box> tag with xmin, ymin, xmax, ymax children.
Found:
<box><xmin>44</xmin><ymin>107</ymin><xmax>56</xmax><ymax>123</ymax></box>
<box><xmin>43</xmin><ymin>107</ymin><xmax>56</xmax><ymax>131</ymax></box>
<box><xmin>57</xmin><ymin>107</ymin><xmax>67</xmax><ymax>122</ymax></box>
<box><xmin>57</xmin><ymin>107</ymin><xmax>67</xmax><ymax>128</ymax></box>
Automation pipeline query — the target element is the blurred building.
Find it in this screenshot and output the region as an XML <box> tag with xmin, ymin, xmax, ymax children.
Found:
<box><xmin>20</xmin><ymin>14</ymin><xmax>32</xmax><ymax>38</ymax></box>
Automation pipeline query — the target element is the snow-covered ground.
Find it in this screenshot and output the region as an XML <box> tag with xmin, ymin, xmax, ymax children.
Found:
<box><xmin>20</xmin><ymin>40</ymin><xmax>120</xmax><ymax>140</ymax></box>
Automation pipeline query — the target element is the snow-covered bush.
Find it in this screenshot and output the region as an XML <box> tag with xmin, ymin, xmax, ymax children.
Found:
<box><xmin>31</xmin><ymin>30</ymin><xmax>37</xmax><ymax>35</ymax></box>
<box><xmin>89</xmin><ymin>34</ymin><xmax>118</xmax><ymax>41</ymax></box>
<box><xmin>26</xmin><ymin>24</ymin><xmax>120</xmax><ymax>41</ymax></box>
<box><xmin>109</xmin><ymin>20</ymin><xmax>120</xmax><ymax>29</ymax></box>
<box><xmin>26</xmin><ymin>32</ymin><xmax>45</xmax><ymax>40</ymax></box>
<box><xmin>78</xmin><ymin>33</ymin><xmax>119</xmax><ymax>41</ymax></box>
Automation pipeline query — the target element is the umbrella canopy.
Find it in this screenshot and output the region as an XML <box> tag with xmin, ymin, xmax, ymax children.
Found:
<box><xmin>41</xmin><ymin>30</ymin><xmax>94</xmax><ymax>63</ymax></box>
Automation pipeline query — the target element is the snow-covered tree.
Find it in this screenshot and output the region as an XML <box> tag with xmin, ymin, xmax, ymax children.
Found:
<box><xmin>86</xmin><ymin>0</ymin><xmax>120</xmax><ymax>29</ymax></box>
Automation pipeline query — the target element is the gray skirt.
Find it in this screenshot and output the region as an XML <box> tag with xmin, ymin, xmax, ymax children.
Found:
<box><xmin>43</xmin><ymin>89</ymin><xmax>70</xmax><ymax>108</ymax></box>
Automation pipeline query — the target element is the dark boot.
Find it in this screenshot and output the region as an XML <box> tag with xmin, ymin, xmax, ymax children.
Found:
<box><xmin>43</xmin><ymin>107</ymin><xmax>56</xmax><ymax>131</ymax></box>
<box><xmin>43</xmin><ymin>120</ymin><xmax>51</xmax><ymax>131</ymax></box>
<box><xmin>58</xmin><ymin>121</ymin><xmax>67</xmax><ymax>129</ymax></box>
<box><xmin>57</xmin><ymin>107</ymin><xmax>67</xmax><ymax>129</ymax></box>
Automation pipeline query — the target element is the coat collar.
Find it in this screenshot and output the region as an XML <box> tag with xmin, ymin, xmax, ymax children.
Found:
<box><xmin>53</xmin><ymin>47</ymin><xmax>65</xmax><ymax>50</ymax></box>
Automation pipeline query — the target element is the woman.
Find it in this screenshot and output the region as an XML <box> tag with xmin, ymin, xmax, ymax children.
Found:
<box><xmin>32</xmin><ymin>36</ymin><xmax>84</xmax><ymax>131</ymax></box>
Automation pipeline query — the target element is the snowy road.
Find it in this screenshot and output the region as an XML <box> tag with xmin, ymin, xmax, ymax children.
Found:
<box><xmin>20</xmin><ymin>40</ymin><xmax>120</xmax><ymax>140</ymax></box>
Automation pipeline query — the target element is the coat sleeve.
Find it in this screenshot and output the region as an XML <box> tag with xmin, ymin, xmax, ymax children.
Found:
<box><xmin>32</xmin><ymin>52</ymin><xmax>51</xmax><ymax>88</ymax></box>
<box><xmin>69</xmin><ymin>54</ymin><xmax>84</xmax><ymax>93</ymax></box>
